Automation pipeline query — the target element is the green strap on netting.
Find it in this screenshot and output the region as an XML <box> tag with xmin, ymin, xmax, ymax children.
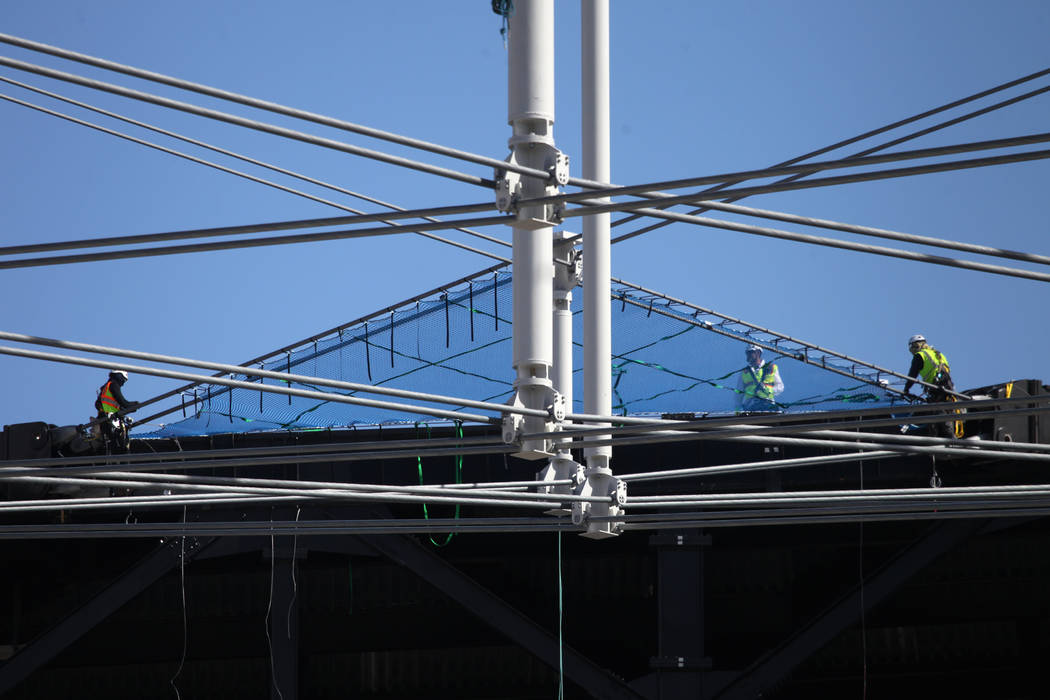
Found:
<box><xmin>416</xmin><ymin>421</ymin><xmax>463</xmax><ymax>547</ymax></box>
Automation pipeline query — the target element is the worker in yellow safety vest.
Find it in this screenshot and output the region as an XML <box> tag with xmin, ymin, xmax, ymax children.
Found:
<box><xmin>903</xmin><ymin>335</ymin><xmax>954</xmax><ymax>402</ymax></box>
<box><xmin>903</xmin><ymin>334</ymin><xmax>959</xmax><ymax>438</ymax></box>
<box><xmin>736</xmin><ymin>344</ymin><xmax>784</xmax><ymax>412</ymax></box>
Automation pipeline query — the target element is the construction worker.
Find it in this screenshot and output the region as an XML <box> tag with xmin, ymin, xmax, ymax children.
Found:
<box><xmin>903</xmin><ymin>334</ymin><xmax>957</xmax><ymax>438</ymax></box>
<box><xmin>736</xmin><ymin>344</ymin><xmax>784</xmax><ymax>412</ymax></box>
<box><xmin>94</xmin><ymin>370</ymin><xmax>140</xmax><ymax>445</ymax></box>
<box><xmin>903</xmin><ymin>335</ymin><xmax>954</xmax><ymax>402</ymax></box>
<box><xmin>95</xmin><ymin>370</ymin><xmax>139</xmax><ymax>417</ymax></box>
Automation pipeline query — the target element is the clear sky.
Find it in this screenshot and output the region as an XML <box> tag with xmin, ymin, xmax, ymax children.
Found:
<box><xmin>0</xmin><ymin>1</ymin><xmax>1047</xmax><ymax>431</ymax></box>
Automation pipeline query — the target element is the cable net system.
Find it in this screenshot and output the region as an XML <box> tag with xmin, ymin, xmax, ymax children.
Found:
<box><xmin>140</xmin><ymin>266</ymin><xmax>905</xmax><ymax>437</ymax></box>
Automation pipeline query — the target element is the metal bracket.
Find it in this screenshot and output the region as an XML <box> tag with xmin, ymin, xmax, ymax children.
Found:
<box><xmin>553</xmin><ymin>239</ymin><xmax>583</xmax><ymax>292</ymax></box>
<box><xmin>501</xmin><ymin>410</ymin><xmax>524</xmax><ymax>446</ymax></box>
<box><xmin>495</xmin><ymin>147</ymin><xmax>567</xmax><ymax>225</ymax></box>
<box><xmin>547</xmin><ymin>391</ymin><xmax>566</xmax><ymax>422</ymax></box>
<box><xmin>494</xmin><ymin>167</ymin><xmax>522</xmax><ymax>213</ymax></box>
<box><xmin>548</xmin><ymin>150</ymin><xmax>570</xmax><ymax>186</ymax></box>
<box><xmin>572</xmin><ymin>474</ymin><xmax>626</xmax><ymax>538</ymax></box>
<box><xmin>502</xmin><ymin>384</ymin><xmax>563</xmax><ymax>459</ymax></box>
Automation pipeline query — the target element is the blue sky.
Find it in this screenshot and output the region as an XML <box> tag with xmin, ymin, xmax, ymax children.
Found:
<box><xmin>0</xmin><ymin>1</ymin><xmax>1048</xmax><ymax>431</ymax></box>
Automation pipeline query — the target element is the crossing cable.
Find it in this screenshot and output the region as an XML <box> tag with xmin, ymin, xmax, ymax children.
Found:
<box><xmin>625</xmin><ymin>484</ymin><xmax>1050</xmax><ymax>508</ymax></box>
<box><xmin>0</xmin><ymin>75</ymin><xmax>512</xmax><ymax>255</ymax></box>
<box><xmin>0</xmin><ymin>215</ymin><xmax>514</xmax><ymax>270</ymax></box>
<box><xmin>4</xmin><ymin>30</ymin><xmax>1045</xmax><ymax>206</ymax></box>
<box><xmin>3</xmin><ymin>503</ymin><xmax>1049</xmax><ymax>540</ymax></box>
<box><xmin>6</xmin><ymin>147</ymin><xmax>1046</xmax><ymax>277</ymax></box>
<box><xmin>606</xmin><ymin>71</ymin><xmax>1050</xmax><ymax>243</ymax></box>
<box><xmin>556</xmin><ymin>167</ymin><xmax>1050</xmax><ymax>284</ymax></box>
<box><xmin>677</xmin><ymin>198</ymin><xmax>1050</xmax><ymax>267</ymax></box>
<box><xmin>0</xmin><ymin>32</ymin><xmax>555</xmax><ymax>184</ymax></box>
<box><xmin>0</xmin><ymin>330</ymin><xmax>547</xmax><ymax>420</ymax></box>
<box><xmin>0</xmin><ymin>473</ymin><xmax>595</xmax><ymax>509</ymax></box>
<box><xmin>617</xmin><ymin>451</ymin><xmax>900</xmax><ymax>483</ymax></box>
<box><xmin>0</xmin><ymin>90</ymin><xmax>510</xmax><ymax>265</ymax></box>
<box><xmin>532</xmin><ymin>396</ymin><xmax>1050</xmax><ymax>448</ymax></box>
<box><xmin>0</xmin><ymin>435</ymin><xmax>514</xmax><ymax>471</ymax></box>
<box><xmin>0</xmin><ymin>55</ymin><xmax>494</xmax><ymax>187</ymax></box>
<box><xmin>0</xmin><ymin>202</ymin><xmax>496</xmax><ymax>258</ymax></box>
<box><xmin>7</xmin><ymin>397</ymin><xmax>1046</xmax><ymax>475</ymax></box>
<box><xmin>548</xmin><ymin>413</ymin><xmax>1050</xmax><ymax>462</ymax></box>
<box><xmin>0</xmin><ymin>344</ymin><xmax>501</xmax><ymax>425</ymax></box>
<box><xmin>14</xmin><ymin>476</ymin><xmax>1050</xmax><ymax>516</ymax></box>
<box><xmin>0</xmin><ymin>444</ymin><xmax>521</xmax><ymax>477</ymax></box>
<box><xmin>0</xmin><ymin>518</ymin><xmax>585</xmax><ymax>540</ymax></box>
<box><xmin>576</xmin><ymin>430</ymin><xmax>1050</xmax><ymax>463</ymax></box>
<box><xmin>533</xmin><ymin>133</ymin><xmax>1050</xmax><ymax>208</ymax></box>
<box><xmin>528</xmin><ymin>391</ymin><xmax>1050</xmax><ymax>446</ymax></box>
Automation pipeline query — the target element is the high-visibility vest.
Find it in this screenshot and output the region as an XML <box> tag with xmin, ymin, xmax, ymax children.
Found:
<box><xmin>742</xmin><ymin>363</ymin><xmax>778</xmax><ymax>402</ymax></box>
<box><xmin>98</xmin><ymin>381</ymin><xmax>120</xmax><ymax>414</ymax></box>
<box><xmin>916</xmin><ymin>347</ymin><xmax>950</xmax><ymax>384</ymax></box>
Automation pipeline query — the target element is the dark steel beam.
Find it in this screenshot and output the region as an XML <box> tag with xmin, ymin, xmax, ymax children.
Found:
<box><xmin>0</xmin><ymin>536</ymin><xmax>228</xmax><ymax>695</ymax></box>
<box><xmin>269</xmin><ymin>536</ymin><xmax>300</xmax><ymax>700</ymax></box>
<box><xmin>355</xmin><ymin>533</ymin><xmax>647</xmax><ymax>700</ymax></box>
<box><xmin>651</xmin><ymin>531</ymin><xmax>711</xmax><ymax>697</ymax></box>
<box><xmin>712</xmin><ymin>518</ymin><xmax>987</xmax><ymax>700</ymax></box>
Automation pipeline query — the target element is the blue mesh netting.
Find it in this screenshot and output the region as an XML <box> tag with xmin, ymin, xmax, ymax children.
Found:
<box><xmin>139</xmin><ymin>270</ymin><xmax>906</xmax><ymax>437</ymax></box>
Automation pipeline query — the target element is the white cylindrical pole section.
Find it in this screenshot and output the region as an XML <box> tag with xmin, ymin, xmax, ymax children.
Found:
<box><xmin>582</xmin><ymin>0</ymin><xmax>612</xmax><ymax>470</ymax></box>
<box><xmin>553</xmin><ymin>288</ymin><xmax>573</xmax><ymax>420</ymax></box>
<box><xmin>509</xmin><ymin>0</ymin><xmax>556</xmax><ymax>458</ymax></box>
<box><xmin>508</xmin><ymin>0</ymin><xmax>555</xmax><ymax>124</ymax></box>
<box><xmin>552</xmin><ymin>234</ymin><xmax>578</xmax><ymax>445</ymax></box>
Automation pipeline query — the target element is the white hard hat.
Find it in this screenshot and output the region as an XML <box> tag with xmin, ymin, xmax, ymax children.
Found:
<box><xmin>110</xmin><ymin>370</ymin><xmax>129</xmax><ymax>381</ymax></box>
<box><xmin>908</xmin><ymin>334</ymin><xmax>925</xmax><ymax>346</ymax></box>
<box><xmin>745</xmin><ymin>344</ymin><xmax>761</xmax><ymax>354</ymax></box>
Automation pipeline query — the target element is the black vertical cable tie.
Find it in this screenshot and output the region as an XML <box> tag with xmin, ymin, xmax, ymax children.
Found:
<box><xmin>390</xmin><ymin>311</ymin><xmax>395</xmax><ymax>368</ymax></box>
<box><xmin>469</xmin><ymin>281</ymin><xmax>475</xmax><ymax>342</ymax></box>
<box><xmin>228</xmin><ymin>375</ymin><xmax>233</xmax><ymax>423</ymax></box>
<box><xmin>193</xmin><ymin>389</ymin><xmax>199</xmax><ymax>418</ymax></box>
<box><xmin>443</xmin><ymin>292</ymin><xmax>450</xmax><ymax>348</ymax></box>
<box><xmin>180</xmin><ymin>392</ymin><xmax>186</xmax><ymax>418</ymax></box>
<box><xmin>286</xmin><ymin>352</ymin><xmax>292</xmax><ymax>405</ymax></box>
<box><xmin>416</xmin><ymin>301</ymin><xmax>422</xmax><ymax>359</ymax></box>
<box><xmin>646</xmin><ymin>299</ymin><xmax>654</xmax><ymax>318</ymax></box>
<box><xmin>259</xmin><ymin>364</ymin><xmax>265</xmax><ymax>413</ymax></box>
<box><xmin>313</xmin><ymin>341</ymin><xmax>318</xmax><ymax>377</ymax></box>
<box><xmin>338</xmin><ymin>329</ymin><xmax>344</xmax><ymax>381</ymax></box>
<box><xmin>364</xmin><ymin>321</ymin><xmax>372</xmax><ymax>382</ymax></box>
<box><xmin>493</xmin><ymin>273</ymin><xmax>499</xmax><ymax>331</ymax></box>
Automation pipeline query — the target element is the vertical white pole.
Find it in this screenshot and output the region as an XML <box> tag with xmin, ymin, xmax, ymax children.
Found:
<box><xmin>582</xmin><ymin>0</ymin><xmax>611</xmax><ymax>470</ymax></box>
<box><xmin>576</xmin><ymin>0</ymin><xmax>622</xmax><ymax>538</ymax></box>
<box><xmin>508</xmin><ymin>0</ymin><xmax>556</xmax><ymax>459</ymax></box>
